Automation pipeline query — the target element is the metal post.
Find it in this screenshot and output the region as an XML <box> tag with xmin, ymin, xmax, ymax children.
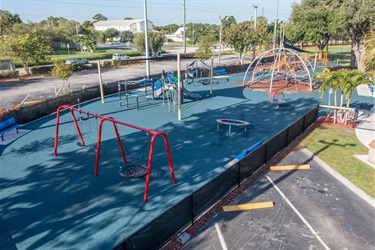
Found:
<box><xmin>183</xmin><ymin>0</ymin><xmax>186</xmax><ymax>54</ymax></box>
<box><xmin>144</xmin><ymin>0</ymin><xmax>150</xmax><ymax>78</ymax></box>
<box><xmin>97</xmin><ymin>61</ymin><xmax>105</xmax><ymax>103</ymax></box>
<box><xmin>218</xmin><ymin>16</ymin><xmax>223</xmax><ymax>66</ymax></box>
<box><xmin>177</xmin><ymin>53</ymin><xmax>182</xmax><ymax>120</ymax></box>
<box><xmin>272</xmin><ymin>0</ymin><xmax>279</xmax><ymax>50</ymax></box>
<box><xmin>253</xmin><ymin>5</ymin><xmax>258</xmax><ymax>60</ymax></box>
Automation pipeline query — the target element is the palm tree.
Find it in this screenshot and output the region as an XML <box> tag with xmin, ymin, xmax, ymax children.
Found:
<box><xmin>339</xmin><ymin>69</ymin><xmax>371</xmax><ymax>107</ymax></box>
<box><xmin>363</xmin><ymin>31</ymin><xmax>375</xmax><ymax>72</ymax></box>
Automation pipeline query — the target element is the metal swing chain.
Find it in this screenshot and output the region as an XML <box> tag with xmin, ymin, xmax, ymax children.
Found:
<box><xmin>120</xmin><ymin>132</ymin><xmax>149</xmax><ymax>166</ymax></box>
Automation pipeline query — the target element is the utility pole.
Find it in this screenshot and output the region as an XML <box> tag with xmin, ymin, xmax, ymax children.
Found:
<box><xmin>183</xmin><ymin>0</ymin><xmax>186</xmax><ymax>54</ymax></box>
<box><xmin>253</xmin><ymin>5</ymin><xmax>258</xmax><ymax>60</ymax></box>
<box><xmin>273</xmin><ymin>0</ymin><xmax>279</xmax><ymax>50</ymax></box>
<box><xmin>218</xmin><ymin>16</ymin><xmax>223</xmax><ymax>66</ymax></box>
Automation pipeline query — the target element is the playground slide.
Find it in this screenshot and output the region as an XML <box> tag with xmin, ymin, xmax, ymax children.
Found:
<box><xmin>182</xmin><ymin>87</ymin><xmax>201</xmax><ymax>100</ymax></box>
<box><xmin>153</xmin><ymin>79</ymin><xmax>163</xmax><ymax>98</ymax></box>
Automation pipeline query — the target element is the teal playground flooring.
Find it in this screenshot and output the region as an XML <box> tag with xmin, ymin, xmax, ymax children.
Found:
<box><xmin>0</xmin><ymin>73</ymin><xmax>373</xmax><ymax>249</ymax></box>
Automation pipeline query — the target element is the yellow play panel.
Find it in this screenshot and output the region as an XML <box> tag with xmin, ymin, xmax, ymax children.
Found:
<box><xmin>270</xmin><ymin>165</ymin><xmax>310</xmax><ymax>171</ymax></box>
<box><xmin>223</xmin><ymin>202</ymin><xmax>274</xmax><ymax>212</ymax></box>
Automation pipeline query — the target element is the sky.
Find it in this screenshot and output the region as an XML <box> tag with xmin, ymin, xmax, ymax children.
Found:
<box><xmin>1</xmin><ymin>0</ymin><xmax>299</xmax><ymax>26</ymax></box>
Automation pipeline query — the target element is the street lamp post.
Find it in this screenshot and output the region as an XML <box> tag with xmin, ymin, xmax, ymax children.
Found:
<box><xmin>273</xmin><ymin>0</ymin><xmax>279</xmax><ymax>50</ymax></box>
<box><xmin>183</xmin><ymin>0</ymin><xmax>186</xmax><ymax>54</ymax></box>
<box><xmin>143</xmin><ymin>0</ymin><xmax>150</xmax><ymax>78</ymax></box>
<box><xmin>253</xmin><ymin>5</ymin><xmax>258</xmax><ymax>60</ymax></box>
<box><xmin>219</xmin><ymin>16</ymin><xmax>223</xmax><ymax>66</ymax></box>
<box><xmin>218</xmin><ymin>16</ymin><xmax>229</xmax><ymax>66</ymax></box>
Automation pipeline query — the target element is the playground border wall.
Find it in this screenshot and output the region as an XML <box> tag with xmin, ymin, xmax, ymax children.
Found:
<box><xmin>113</xmin><ymin>105</ymin><xmax>319</xmax><ymax>250</ymax></box>
<box><xmin>0</xmin><ymin>64</ymin><xmax>250</xmax><ymax>124</ymax></box>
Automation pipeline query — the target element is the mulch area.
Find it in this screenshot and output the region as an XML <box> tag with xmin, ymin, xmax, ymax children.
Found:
<box><xmin>247</xmin><ymin>78</ymin><xmax>314</xmax><ymax>98</ymax></box>
<box><xmin>161</xmin><ymin>116</ymin><xmax>354</xmax><ymax>250</ymax></box>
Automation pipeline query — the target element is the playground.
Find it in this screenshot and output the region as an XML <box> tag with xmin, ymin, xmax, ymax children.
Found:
<box><xmin>0</xmin><ymin>60</ymin><xmax>374</xmax><ymax>249</ymax></box>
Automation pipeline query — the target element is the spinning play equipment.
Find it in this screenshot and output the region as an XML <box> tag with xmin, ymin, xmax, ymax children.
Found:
<box><xmin>54</xmin><ymin>105</ymin><xmax>176</xmax><ymax>202</ymax></box>
<box><xmin>216</xmin><ymin>119</ymin><xmax>250</xmax><ymax>133</ymax></box>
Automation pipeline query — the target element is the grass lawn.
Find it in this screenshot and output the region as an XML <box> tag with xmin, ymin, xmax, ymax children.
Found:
<box><xmin>300</xmin><ymin>125</ymin><xmax>375</xmax><ymax>198</ymax></box>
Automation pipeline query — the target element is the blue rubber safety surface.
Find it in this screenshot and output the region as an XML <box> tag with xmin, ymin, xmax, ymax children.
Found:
<box><xmin>0</xmin><ymin>73</ymin><xmax>373</xmax><ymax>249</ymax></box>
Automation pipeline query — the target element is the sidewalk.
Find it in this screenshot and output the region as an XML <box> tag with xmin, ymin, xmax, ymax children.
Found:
<box><xmin>355</xmin><ymin>105</ymin><xmax>375</xmax><ymax>168</ymax></box>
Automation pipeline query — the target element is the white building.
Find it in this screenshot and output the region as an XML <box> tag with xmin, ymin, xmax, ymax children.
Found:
<box><xmin>165</xmin><ymin>27</ymin><xmax>186</xmax><ymax>42</ymax></box>
<box><xmin>94</xmin><ymin>19</ymin><xmax>154</xmax><ymax>33</ymax></box>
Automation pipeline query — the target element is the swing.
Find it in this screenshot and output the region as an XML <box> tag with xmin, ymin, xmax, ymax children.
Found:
<box><xmin>118</xmin><ymin>132</ymin><xmax>149</xmax><ymax>178</ymax></box>
<box><xmin>77</xmin><ymin>113</ymin><xmax>96</xmax><ymax>150</ymax></box>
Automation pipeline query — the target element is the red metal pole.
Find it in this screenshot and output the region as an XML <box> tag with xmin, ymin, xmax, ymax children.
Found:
<box><xmin>143</xmin><ymin>132</ymin><xmax>176</xmax><ymax>202</ymax></box>
<box><xmin>94</xmin><ymin>118</ymin><xmax>106</xmax><ymax>177</ymax></box>
<box><xmin>113</xmin><ymin>122</ymin><xmax>127</xmax><ymax>165</ymax></box>
<box><xmin>161</xmin><ymin>132</ymin><xmax>176</xmax><ymax>184</ymax></box>
<box><xmin>70</xmin><ymin>109</ymin><xmax>85</xmax><ymax>147</ymax></box>
<box><xmin>144</xmin><ymin>134</ymin><xmax>156</xmax><ymax>202</ymax></box>
<box><xmin>54</xmin><ymin>106</ymin><xmax>63</xmax><ymax>157</ymax></box>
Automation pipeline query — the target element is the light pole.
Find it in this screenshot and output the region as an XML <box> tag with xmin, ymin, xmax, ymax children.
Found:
<box><xmin>218</xmin><ymin>16</ymin><xmax>228</xmax><ymax>66</ymax></box>
<box><xmin>273</xmin><ymin>0</ymin><xmax>279</xmax><ymax>50</ymax></box>
<box><xmin>183</xmin><ymin>0</ymin><xmax>186</xmax><ymax>54</ymax></box>
<box><xmin>253</xmin><ymin>5</ymin><xmax>258</xmax><ymax>60</ymax></box>
<box><xmin>143</xmin><ymin>0</ymin><xmax>150</xmax><ymax>78</ymax></box>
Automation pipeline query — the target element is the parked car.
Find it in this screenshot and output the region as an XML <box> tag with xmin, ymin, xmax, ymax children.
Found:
<box><xmin>112</xmin><ymin>53</ymin><xmax>130</xmax><ymax>60</ymax></box>
<box><xmin>65</xmin><ymin>58</ymin><xmax>90</xmax><ymax>65</ymax></box>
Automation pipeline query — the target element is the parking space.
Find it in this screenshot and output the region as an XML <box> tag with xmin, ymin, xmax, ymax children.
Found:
<box><xmin>182</xmin><ymin>148</ymin><xmax>375</xmax><ymax>250</ymax></box>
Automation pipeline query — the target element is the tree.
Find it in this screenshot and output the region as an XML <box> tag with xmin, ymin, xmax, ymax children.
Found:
<box><xmin>93</xmin><ymin>14</ymin><xmax>107</xmax><ymax>22</ymax></box>
<box><xmin>223</xmin><ymin>22</ymin><xmax>260</xmax><ymax>64</ymax></box>
<box><xmin>103</xmin><ymin>28</ymin><xmax>120</xmax><ymax>41</ymax></box>
<box><xmin>0</xmin><ymin>23</ymin><xmax>53</xmax><ymax>74</ymax></box>
<box><xmin>195</xmin><ymin>34</ymin><xmax>215</xmax><ymax>61</ymax></box>
<box><xmin>0</xmin><ymin>10</ymin><xmax>22</xmax><ymax>34</ymax></box>
<box><xmin>51</xmin><ymin>61</ymin><xmax>74</xmax><ymax>95</ymax></box>
<box><xmin>316</xmin><ymin>69</ymin><xmax>371</xmax><ymax>107</ymax></box>
<box><xmin>363</xmin><ymin>31</ymin><xmax>375</xmax><ymax>72</ymax></box>
<box><xmin>82</xmin><ymin>21</ymin><xmax>94</xmax><ymax>29</ymax></box>
<box><xmin>149</xmin><ymin>32</ymin><xmax>164</xmax><ymax>53</ymax></box>
<box><xmin>154</xmin><ymin>24</ymin><xmax>179</xmax><ymax>35</ymax></box>
<box><xmin>133</xmin><ymin>32</ymin><xmax>165</xmax><ymax>54</ymax></box>
<box><xmin>120</xmin><ymin>30</ymin><xmax>134</xmax><ymax>42</ymax></box>
<box><xmin>72</xmin><ymin>34</ymin><xmax>96</xmax><ymax>53</ymax></box>
<box><xmin>289</xmin><ymin>0</ymin><xmax>338</xmax><ymax>59</ymax></box>
<box><xmin>133</xmin><ymin>33</ymin><xmax>146</xmax><ymax>54</ymax></box>
<box><xmin>334</xmin><ymin>0</ymin><xmax>375</xmax><ymax>70</ymax></box>
<box><xmin>222</xmin><ymin>16</ymin><xmax>236</xmax><ymax>29</ymax></box>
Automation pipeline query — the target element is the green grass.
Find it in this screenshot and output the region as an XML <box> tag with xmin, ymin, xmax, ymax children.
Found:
<box><xmin>300</xmin><ymin>125</ymin><xmax>375</xmax><ymax>198</ymax></box>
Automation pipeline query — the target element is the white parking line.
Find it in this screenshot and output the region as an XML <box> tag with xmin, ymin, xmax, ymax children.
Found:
<box><xmin>215</xmin><ymin>223</ymin><xmax>228</xmax><ymax>250</ymax></box>
<box><xmin>266</xmin><ymin>175</ymin><xmax>331</xmax><ymax>250</ymax></box>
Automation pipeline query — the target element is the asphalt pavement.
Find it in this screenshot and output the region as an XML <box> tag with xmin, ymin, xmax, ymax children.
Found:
<box><xmin>181</xmin><ymin>147</ymin><xmax>375</xmax><ymax>250</ymax></box>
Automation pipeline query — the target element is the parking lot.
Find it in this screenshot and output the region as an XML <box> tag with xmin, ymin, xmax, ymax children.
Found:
<box><xmin>182</xmin><ymin>148</ymin><xmax>375</xmax><ymax>250</ymax></box>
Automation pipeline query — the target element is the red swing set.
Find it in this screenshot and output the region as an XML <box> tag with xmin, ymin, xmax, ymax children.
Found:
<box><xmin>53</xmin><ymin>104</ymin><xmax>176</xmax><ymax>202</ymax></box>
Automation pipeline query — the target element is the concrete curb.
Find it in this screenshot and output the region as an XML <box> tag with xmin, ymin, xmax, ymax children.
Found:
<box><xmin>300</xmin><ymin>147</ymin><xmax>375</xmax><ymax>208</ymax></box>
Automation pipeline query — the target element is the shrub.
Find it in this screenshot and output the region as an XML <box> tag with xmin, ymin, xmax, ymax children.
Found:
<box><xmin>0</xmin><ymin>70</ymin><xmax>19</xmax><ymax>79</ymax></box>
<box><xmin>30</xmin><ymin>66</ymin><xmax>53</xmax><ymax>75</ymax></box>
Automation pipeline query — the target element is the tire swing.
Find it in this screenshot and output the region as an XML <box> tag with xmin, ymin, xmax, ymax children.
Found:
<box><xmin>118</xmin><ymin>132</ymin><xmax>149</xmax><ymax>178</ymax></box>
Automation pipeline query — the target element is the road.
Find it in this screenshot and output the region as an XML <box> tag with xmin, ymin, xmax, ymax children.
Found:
<box><xmin>0</xmin><ymin>50</ymin><xmax>247</xmax><ymax>109</ymax></box>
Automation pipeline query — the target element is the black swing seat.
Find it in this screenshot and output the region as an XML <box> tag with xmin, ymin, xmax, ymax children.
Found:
<box><xmin>119</xmin><ymin>163</ymin><xmax>148</xmax><ymax>178</ymax></box>
<box><xmin>0</xmin><ymin>117</ymin><xmax>21</xmax><ymax>141</ymax></box>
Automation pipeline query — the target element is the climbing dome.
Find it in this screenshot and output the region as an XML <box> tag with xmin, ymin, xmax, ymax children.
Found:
<box><xmin>242</xmin><ymin>47</ymin><xmax>316</xmax><ymax>92</ymax></box>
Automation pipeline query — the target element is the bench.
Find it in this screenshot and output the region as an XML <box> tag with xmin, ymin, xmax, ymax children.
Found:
<box><xmin>0</xmin><ymin>117</ymin><xmax>21</xmax><ymax>141</ymax></box>
<box><xmin>214</xmin><ymin>68</ymin><xmax>228</xmax><ymax>75</ymax></box>
<box><xmin>213</xmin><ymin>68</ymin><xmax>230</xmax><ymax>82</ymax></box>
